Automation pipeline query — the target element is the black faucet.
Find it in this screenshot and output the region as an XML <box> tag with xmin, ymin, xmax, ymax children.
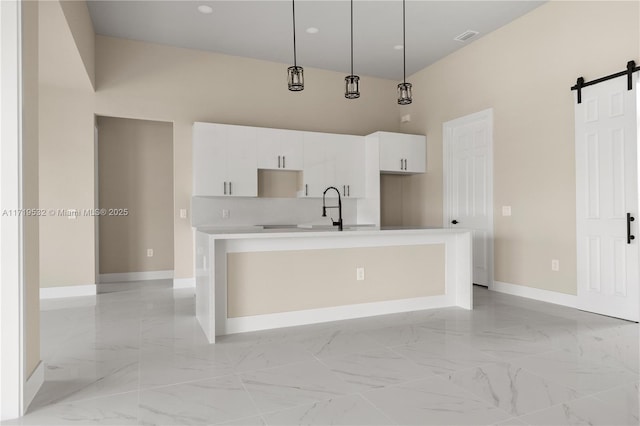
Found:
<box><xmin>322</xmin><ymin>186</ymin><xmax>343</xmax><ymax>231</ymax></box>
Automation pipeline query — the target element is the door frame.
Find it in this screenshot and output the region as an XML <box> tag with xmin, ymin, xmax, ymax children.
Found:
<box><xmin>443</xmin><ymin>108</ymin><xmax>495</xmax><ymax>287</ymax></box>
<box><xmin>0</xmin><ymin>0</ymin><xmax>26</xmax><ymax>419</ymax></box>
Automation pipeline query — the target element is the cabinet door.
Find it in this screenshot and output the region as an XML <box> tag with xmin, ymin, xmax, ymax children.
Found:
<box><xmin>193</xmin><ymin>123</ymin><xmax>227</xmax><ymax>196</ymax></box>
<box><xmin>301</xmin><ymin>132</ymin><xmax>328</xmax><ymax>197</ymax></box>
<box><xmin>322</xmin><ymin>136</ymin><xmax>340</xmax><ymax>195</ymax></box>
<box><xmin>379</xmin><ymin>132</ymin><xmax>406</xmax><ymax>173</ymax></box>
<box><xmin>337</xmin><ymin>135</ymin><xmax>365</xmax><ymax>198</ymax></box>
<box><xmin>256</xmin><ymin>127</ymin><xmax>282</xmax><ymax>170</ymax></box>
<box><xmin>279</xmin><ymin>129</ymin><xmax>303</xmax><ymax>171</ymax></box>
<box><xmin>226</xmin><ymin>125</ymin><xmax>257</xmax><ymax>197</ymax></box>
<box><xmin>379</xmin><ymin>132</ymin><xmax>426</xmax><ymax>174</ymax></box>
<box><xmin>403</xmin><ymin>135</ymin><xmax>426</xmax><ymax>173</ymax></box>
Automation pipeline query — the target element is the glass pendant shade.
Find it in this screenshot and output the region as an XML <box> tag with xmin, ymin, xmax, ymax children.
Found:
<box><xmin>287</xmin><ymin>66</ymin><xmax>304</xmax><ymax>91</ymax></box>
<box><xmin>345</xmin><ymin>75</ymin><xmax>360</xmax><ymax>99</ymax></box>
<box><xmin>397</xmin><ymin>82</ymin><xmax>412</xmax><ymax>105</ymax></box>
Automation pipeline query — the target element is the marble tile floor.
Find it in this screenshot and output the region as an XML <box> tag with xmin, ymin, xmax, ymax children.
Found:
<box><xmin>3</xmin><ymin>280</ymin><xmax>639</xmax><ymax>426</ymax></box>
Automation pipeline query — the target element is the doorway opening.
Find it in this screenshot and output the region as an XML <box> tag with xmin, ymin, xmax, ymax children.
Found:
<box><xmin>95</xmin><ymin>116</ymin><xmax>174</xmax><ymax>290</ymax></box>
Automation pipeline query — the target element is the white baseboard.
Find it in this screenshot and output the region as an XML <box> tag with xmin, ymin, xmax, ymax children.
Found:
<box><xmin>491</xmin><ymin>281</ymin><xmax>577</xmax><ymax>308</ymax></box>
<box><xmin>223</xmin><ymin>294</ymin><xmax>454</xmax><ymax>336</ymax></box>
<box><xmin>40</xmin><ymin>284</ymin><xmax>97</xmax><ymax>299</ymax></box>
<box><xmin>24</xmin><ymin>361</ymin><xmax>44</xmax><ymax>411</ymax></box>
<box><xmin>173</xmin><ymin>278</ymin><xmax>195</xmax><ymax>289</ymax></box>
<box><xmin>99</xmin><ymin>270</ymin><xmax>173</xmax><ymax>283</ymax></box>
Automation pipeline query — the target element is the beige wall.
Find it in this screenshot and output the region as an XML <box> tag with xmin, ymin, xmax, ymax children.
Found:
<box><xmin>97</xmin><ymin>117</ymin><xmax>174</xmax><ymax>274</ymax></box>
<box><xmin>38</xmin><ymin>0</ymin><xmax>91</xmax><ymax>90</ymax></box>
<box><xmin>23</xmin><ymin>0</ymin><xmax>40</xmax><ymax>378</ymax></box>
<box><xmin>58</xmin><ymin>0</ymin><xmax>95</xmax><ymax>88</ymax></box>
<box><xmin>380</xmin><ymin>174</ymin><xmax>404</xmax><ymax>227</ymax></box>
<box><xmin>395</xmin><ymin>1</ymin><xmax>640</xmax><ymax>295</ymax></box>
<box><xmin>94</xmin><ymin>35</ymin><xmax>401</xmax><ymax>279</ymax></box>
<box><xmin>228</xmin><ymin>244</ymin><xmax>445</xmax><ymax>317</ymax></box>
<box><xmin>38</xmin><ymin>0</ymin><xmax>96</xmax><ymax>288</ymax></box>
<box><xmin>258</xmin><ymin>170</ymin><xmax>299</xmax><ymax>198</ymax></box>
<box><xmin>39</xmin><ymin>85</ymin><xmax>95</xmax><ymax>287</ymax></box>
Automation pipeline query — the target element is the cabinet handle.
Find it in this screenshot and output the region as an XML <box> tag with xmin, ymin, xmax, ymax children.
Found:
<box><xmin>278</xmin><ymin>155</ymin><xmax>281</xmax><ymax>168</ymax></box>
<box><xmin>305</xmin><ymin>184</ymin><xmax>308</xmax><ymax>196</ymax></box>
<box><xmin>404</xmin><ymin>159</ymin><xmax>408</xmax><ymax>170</ymax></box>
<box><xmin>283</xmin><ymin>156</ymin><xmax>286</xmax><ymax>169</ymax></box>
<box><xmin>343</xmin><ymin>185</ymin><xmax>346</xmax><ymax>196</ymax></box>
<box><xmin>224</xmin><ymin>181</ymin><xmax>227</xmax><ymax>195</ymax></box>
<box><xmin>229</xmin><ymin>182</ymin><xmax>232</xmax><ymax>195</ymax></box>
<box><xmin>400</xmin><ymin>159</ymin><xmax>403</xmax><ymax>170</ymax></box>
<box><xmin>348</xmin><ymin>185</ymin><xmax>350</xmax><ymax>197</ymax></box>
<box><xmin>628</xmin><ymin>213</ymin><xmax>635</xmax><ymax>244</ymax></box>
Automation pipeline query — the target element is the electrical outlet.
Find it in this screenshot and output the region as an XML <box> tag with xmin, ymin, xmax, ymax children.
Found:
<box><xmin>551</xmin><ymin>259</ymin><xmax>559</xmax><ymax>271</ymax></box>
<box><xmin>222</xmin><ymin>209</ymin><xmax>230</xmax><ymax>219</ymax></box>
<box><xmin>356</xmin><ymin>267</ymin><xmax>365</xmax><ymax>281</ymax></box>
<box><xmin>400</xmin><ymin>114</ymin><xmax>411</xmax><ymax>123</ymax></box>
<box><xmin>180</xmin><ymin>209</ymin><xmax>188</xmax><ymax>219</ymax></box>
<box><xmin>502</xmin><ymin>206</ymin><xmax>512</xmax><ymax>216</ymax></box>
<box><xmin>147</xmin><ymin>249</ymin><xmax>154</xmax><ymax>257</ymax></box>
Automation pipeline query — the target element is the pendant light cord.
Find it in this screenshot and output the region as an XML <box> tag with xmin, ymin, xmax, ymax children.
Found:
<box><xmin>350</xmin><ymin>0</ymin><xmax>354</xmax><ymax>76</ymax></box>
<box><xmin>402</xmin><ymin>0</ymin><xmax>406</xmax><ymax>84</ymax></box>
<box><xmin>292</xmin><ymin>0</ymin><xmax>297</xmax><ymax>67</ymax></box>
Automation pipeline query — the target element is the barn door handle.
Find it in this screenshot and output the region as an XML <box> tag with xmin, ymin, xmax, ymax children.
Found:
<box><xmin>451</xmin><ymin>220</ymin><xmax>459</xmax><ymax>225</ymax></box>
<box><xmin>627</xmin><ymin>213</ymin><xmax>635</xmax><ymax>244</ymax></box>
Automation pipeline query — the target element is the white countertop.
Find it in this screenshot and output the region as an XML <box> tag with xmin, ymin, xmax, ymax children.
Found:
<box><xmin>195</xmin><ymin>226</ymin><xmax>468</xmax><ymax>240</ymax></box>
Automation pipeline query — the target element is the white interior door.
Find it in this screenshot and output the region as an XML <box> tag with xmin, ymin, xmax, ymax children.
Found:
<box><xmin>444</xmin><ymin>109</ymin><xmax>494</xmax><ymax>286</ymax></box>
<box><xmin>575</xmin><ymin>74</ymin><xmax>639</xmax><ymax>322</ymax></box>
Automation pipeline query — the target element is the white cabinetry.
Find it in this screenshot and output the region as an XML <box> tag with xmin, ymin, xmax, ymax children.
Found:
<box><xmin>336</xmin><ymin>135</ymin><xmax>364</xmax><ymax>198</ymax></box>
<box><xmin>301</xmin><ymin>132</ymin><xmax>364</xmax><ymax>198</ymax></box>
<box><xmin>377</xmin><ymin>132</ymin><xmax>426</xmax><ymax>174</ymax></box>
<box><xmin>193</xmin><ymin>123</ymin><xmax>257</xmax><ymax>197</ymax></box>
<box><xmin>256</xmin><ymin>128</ymin><xmax>303</xmax><ymax>171</ymax></box>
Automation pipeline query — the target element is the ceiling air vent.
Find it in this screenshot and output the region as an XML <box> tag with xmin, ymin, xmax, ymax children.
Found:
<box><xmin>454</xmin><ymin>30</ymin><xmax>479</xmax><ymax>42</ymax></box>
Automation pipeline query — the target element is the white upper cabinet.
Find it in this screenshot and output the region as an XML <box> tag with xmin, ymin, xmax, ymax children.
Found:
<box><xmin>193</xmin><ymin>123</ymin><xmax>419</xmax><ymax>200</ymax></box>
<box><xmin>301</xmin><ymin>132</ymin><xmax>365</xmax><ymax>198</ymax></box>
<box><xmin>192</xmin><ymin>123</ymin><xmax>257</xmax><ymax>197</ymax></box>
<box><xmin>377</xmin><ymin>132</ymin><xmax>426</xmax><ymax>174</ymax></box>
<box><xmin>256</xmin><ymin>128</ymin><xmax>303</xmax><ymax>171</ymax></box>
<box><xmin>301</xmin><ymin>132</ymin><xmax>333</xmax><ymax>198</ymax></box>
<box><xmin>336</xmin><ymin>134</ymin><xmax>365</xmax><ymax>198</ymax></box>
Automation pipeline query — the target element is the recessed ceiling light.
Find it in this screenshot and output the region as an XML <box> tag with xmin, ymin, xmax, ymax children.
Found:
<box><xmin>306</xmin><ymin>27</ymin><xmax>319</xmax><ymax>34</ymax></box>
<box><xmin>393</xmin><ymin>44</ymin><xmax>404</xmax><ymax>50</ymax></box>
<box><xmin>197</xmin><ymin>5</ymin><xmax>213</xmax><ymax>14</ymax></box>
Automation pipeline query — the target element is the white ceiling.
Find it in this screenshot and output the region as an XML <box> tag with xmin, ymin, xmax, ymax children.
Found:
<box><xmin>87</xmin><ymin>0</ymin><xmax>545</xmax><ymax>80</ymax></box>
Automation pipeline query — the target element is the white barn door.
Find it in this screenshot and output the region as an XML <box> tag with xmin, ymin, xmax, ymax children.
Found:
<box><xmin>444</xmin><ymin>109</ymin><xmax>494</xmax><ymax>286</ymax></box>
<box><xmin>575</xmin><ymin>73</ymin><xmax>639</xmax><ymax>322</ymax></box>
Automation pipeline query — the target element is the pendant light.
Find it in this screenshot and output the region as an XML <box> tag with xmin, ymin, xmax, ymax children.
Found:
<box><xmin>397</xmin><ymin>0</ymin><xmax>412</xmax><ymax>105</ymax></box>
<box><xmin>287</xmin><ymin>0</ymin><xmax>304</xmax><ymax>91</ymax></box>
<box><xmin>344</xmin><ymin>0</ymin><xmax>360</xmax><ymax>99</ymax></box>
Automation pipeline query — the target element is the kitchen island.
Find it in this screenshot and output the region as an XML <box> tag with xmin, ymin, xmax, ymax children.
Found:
<box><xmin>195</xmin><ymin>227</ymin><xmax>472</xmax><ymax>343</ymax></box>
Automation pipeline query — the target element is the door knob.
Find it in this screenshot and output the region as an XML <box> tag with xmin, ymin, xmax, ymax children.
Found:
<box><xmin>451</xmin><ymin>220</ymin><xmax>459</xmax><ymax>225</ymax></box>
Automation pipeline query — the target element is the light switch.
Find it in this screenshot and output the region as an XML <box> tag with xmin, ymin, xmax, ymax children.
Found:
<box><xmin>502</xmin><ymin>206</ymin><xmax>512</xmax><ymax>216</ymax></box>
<box><xmin>222</xmin><ymin>209</ymin><xmax>230</xmax><ymax>219</ymax></box>
<box><xmin>179</xmin><ymin>209</ymin><xmax>187</xmax><ymax>219</ymax></box>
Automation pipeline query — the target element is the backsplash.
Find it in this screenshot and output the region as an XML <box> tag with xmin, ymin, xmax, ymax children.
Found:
<box><xmin>191</xmin><ymin>196</ymin><xmax>358</xmax><ymax>228</ymax></box>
